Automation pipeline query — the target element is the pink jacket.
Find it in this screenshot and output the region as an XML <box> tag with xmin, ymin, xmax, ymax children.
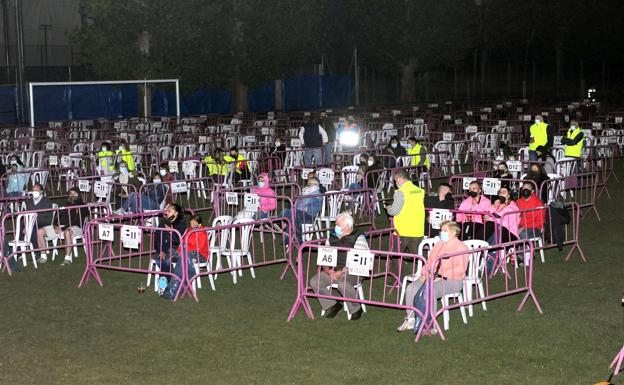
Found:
<box><xmin>427</xmin><ymin>237</ymin><xmax>469</xmax><ymax>281</ymax></box>
<box><xmin>251</xmin><ymin>173</ymin><xmax>277</xmax><ymax>212</ymax></box>
<box><xmin>456</xmin><ymin>195</ymin><xmax>493</xmax><ymax>224</ymax></box>
<box><xmin>490</xmin><ymin>201</ymin><xmax>520</xmax><ymax>237</ymax></box>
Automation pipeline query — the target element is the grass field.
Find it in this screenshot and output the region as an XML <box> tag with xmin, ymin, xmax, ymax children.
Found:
<box><xmin>1</xmin><ymin>162</ymin><xmax>623</xmax><ymax>385</ymax></box>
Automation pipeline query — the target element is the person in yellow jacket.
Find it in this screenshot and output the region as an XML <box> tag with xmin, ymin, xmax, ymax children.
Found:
<box><xmin>386</xmin><ymin>169</ymin><xmax>425</xmax><ymax>255</ymax></box>
<box><xmin>224</xmin><ymin>146</ymin><xmax>251</xmax><ymax>183</ymax></box>
<box><xmin>407</xmin><ymin>136</ymin><xmax>430</xmax><ymax>169</ymax></box>
<box><xmin>97</xmin><ymin>142</ymin><xmax>115</xmax><ymax>175</ymax></box>
<box><xmin>204</xmin><ymin>148</ymin><xmax>228</xmax><ymax>183</ymax></box>
<box><xmin>528</xmin><ymin>115</ymin><xmax>553</xmax><ymax>161</ymax></box>
<box><xmin>561</xmin><ymin>120</ymin><xmax>585</xmax><ymax>159</ymax></box>
<box><xmin>115</xmin><ymin>139</ymin><xmax>135</xmax><ymax>171</ymax></box>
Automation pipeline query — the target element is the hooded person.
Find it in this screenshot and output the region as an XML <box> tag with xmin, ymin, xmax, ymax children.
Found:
<box><xmin>251</xmin><ymin>172</ymin><xmax>277</xmax><ymax>219</ymax></box>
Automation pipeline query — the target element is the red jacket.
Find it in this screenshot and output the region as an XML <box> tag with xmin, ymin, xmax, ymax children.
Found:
<box><xmin>179</xmin><ymin>227</ymin><xmax>209</xmax><ymax>259</ymax></box>
<box><xmin>516</xmin><ymin>194</ymin><xmax>545</xmax><ymax>230</ymax></box>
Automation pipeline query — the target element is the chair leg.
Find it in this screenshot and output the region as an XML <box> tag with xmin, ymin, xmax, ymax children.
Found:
<box><xmin>206</xmin><ymin>261</ymin><xmax>216</xmax><ymax>291</ymax></box>
<box><xmin>478</xmin><ymin>283</ymin><xmax>487</xmax><ymax>311</ymax></box>
<box><xmin>459</xmin><ymin>294</ymin><xmax>468</xmax><ymax>324</ymax></box>
<box><xmin>442</xmin><ymin>297</ymin><xmax>450</xmax><ymax>331</ymax></box>
<box><xmin>466</xmin><ymin>285</ymin><xmax>474</xmax><ymax>317</ymax></box>
<box><xmin>194</xmin><ymin>263</ymin><xmax>202</xmax><ymax>289</ymax></box>
<box><xmin>357</xmin><ymin>284</ymin><xmax>366</xmax><ymax>313</ymax></box>
<box><xmin>399</xmin><ymin>276</ymin><xmax>409</xmax><ymax>305</ymax></box>
<box><xmin>246</xmin><ymin>253</ymin><xmax>256</xmax><ymax>279</ymax></box>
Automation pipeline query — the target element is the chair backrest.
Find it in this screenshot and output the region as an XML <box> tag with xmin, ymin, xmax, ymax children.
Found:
<box><xmin>230</xmin><ymin>218</ymin><xmax>255</xmax><ymax>253</ymax></box>
<box><xmin>322</xmin><ymin>190</ymin><xmax>344</xmax><ymax>218</ymax></box>
<box><xmin>340</xmin><ymin>165</ymin><xmax>360</xmax><ymax>189</ymax></box>
<box><xmin>15</xmin><ymin>213</ymin><xmax>38</xmax><ymax>242</ymax></box>
<box><xmin>462</xmin><ymin>239</ymin><xmax>489</xmax><ymax>282</ymax></box>
<box><xmin>210</xmin><ymin>215</ymin><xmax>233</xmax><ymax>248</ymax></box>
<box><xmin>413</xmin><ymin>236</ymin><xmax>440</xmax><ymax>277</ymax></box>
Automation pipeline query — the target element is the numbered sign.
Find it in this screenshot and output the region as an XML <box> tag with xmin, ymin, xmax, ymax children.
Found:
<box><xmin>129</xmin><ymin>145</ymin><xmax>138</xmax><ymax>153</ymax></box>
<box><xmin>121</xmin><ymin>225</ymin><xmax>141</xmax><ymax>249</ymax></box>
<box><xmin>592</xmin><ymin>122</ymin><xmax>602</xmax><ymax>129</ymax></box>
<box><xmin>454</xmin><ymin>119</ymin><xmax>463</xmax><ymax>125</ymax></box>
<box><xmin>506</xmin><ymin>160</ymin><xmax>522</xmax><ymax>173</ymax></box>
<box><xmin>61</xmin><ymin>156</ymin><xmax>72</xmax><ymax>168</ymax></box>
<box><xmin>98</xmin><ymin>223</ymin><xmax>114</xmax><ymax>242</ymax></box>
<box><xmin>198</xmin><ymin>136</ymin><xmax>207</xmax><ymax>143</ymax></box>
<box><xmin>317</xmin><ymin>247</ymin><xmax>338</xmax><ymax>267</ymax></box>
<box><xmin>168</xmin><ymin>161</ymin><xmax>179</xmax><ymax>173</ymax></box>
<box><xmin>496</xmin><ymin>104</ymin><xmax>503</xmax><ymax>109</ymax></box>
<box><xmin>555</xmin><ymin>108</ymin><xmax>563</xmax><ymax>113</ymax></box>
<box><xmin>412</xmin><ymin>106</ymin><xmax>419</xmax><ymax>111</ymax></box>
<box><xmin>442</xmin><ymin>132</ymin><xmax>454</xmax><ymax>142</ymax></box>
<box><xmin>482</xmin><ymin>107</ymin><xmax>492</xmax><ymax>113</ymax></box>
<box><xmin>244</xmin><ymin>135</ymin><xmax>256</xmax><ymax>143</ymax></box>
<box><xmin>78</xmin><ymin>180</ymin><xmax>92</xmax><ymax>192</ymax></box>
<box><xmin>382</xmin><ymin>123</ymin><xmax>393</xmax><ymax>130</ymax></box>
<box><xmin>260</xmin><ymin>127</ymin><xmax>270</xmax><ymax>135</ymax></box>
<box><xmin>430</xmin><ymin>209</ymin><xmax>453</xmax><ymax>230</ymax></box>
<box><xmin>303</xmin><ymin>111</ymin><xmax>310</xmax><ymax>117</ymax></box>
<box><xmin>243</xmin><ymin>193</ymin><xmax>259</xmax><ymax>212</ymax></box>
<box><xmin>466</xmin><ymin>111</ymin><xmax>473</xmax><ymax>116</ymax></box>
<box><xmin>482</xmin><ymin>178</ymin><xmax>501</xmax><ymax>195</ymax></box>
<box><xmin>325</xmin><ymin>109</ymin><xmax>333</xmax><ymax>113</ymax></box>
<box><xmin>182</xmin><ymin>161</ymin><xmax>195</xmax><ymax>174</ymax></box>
<box><xmin>462</xmin><ymin>177</ymin><xmax>477</xmax><ymax>190</ymax></box>
<box><xmin>93</xmin><ymin>181</ymin><xmax>110</xmax><ymax>198</ymax></box>
<box><xmin>443</xmin><ymin>115</ymin><xmax>451</xmax><ymax>120</ymax></box>
<box><xmin>301</xmin><ymin>168</ymin><xmax>313</xmax><ymax>180</ymax></box>
<box><xmin>387</xmin><ymin>129</ymin><xmax>398</xmax><ymax>136</ymax></box>
<box><xmin>465</xmin><ymin>126</ymin><xmax>478</xmax><ymax>134</ymax></box>
<box><xmin>171</xmin><ymin>181</ymin><xmax>188</xmax><ymax>194</ymax></box>
<box><xmin>523</xmin><ymin>115</ymin><xmax>532</xmax><ymax>121</ymax></box>
<box><xmin>46</xmin><ymin>142</ymin><xmax>56</xmax><ymax>150</ymax></box>
<box><xmin>498</xmin><ymin>120</ymin><xmax>507</xmax><ymax>126</ymax></box>
<box><xmin>49</xmin><ymin>155</ymin><xmax>58</xmax><ymax>166</ymax></box>
<box><xmin>480</xmin><ymin>114</ymin><xmax>488</xmax><ymax>121</ymax></box>
<box><xmin>346</xmin><ymin>250</ymin><xmax>374</xmax><ymax>277</ymax></box>
<box><xmin>225</xmin><ymin>192</ymin><xmax>239</xmax><ymax>205</ymax></box>
<box><xmin>222</xmin><ymin>125</ymin><xmax>233</xmax><ymax>133</ymax></box>
<box><xmin>428</xmin><ymin>103</ymin><xmax>438</xmax><ymax>108</ymax></box>
<box><xmin>553</xmin><ymin>136</ymin><xmax>563</xmax><ymax>146</ymax></box>
<box><xmin>615</xmin><ymin>117</ymin><xmax>623</xmax><ymax>124</ymax></box>
<box><xmin>392</xmin><ymin>109</ymin><xmax>401</xmax><ymax>115</ymax></box>
<box><xmin>317</xmin><ymin>169</ymin><xmax>334</xmax><ymax>186</ymax></box>
<box><xmin>290</xmin><ymin>138</ymin><xmax>302</xmax><ymax>148</ymax></box>
<box><xmin>371</xmin><ymin>113</ymin><xmax>380</xmax><ymax>118</ymax></box>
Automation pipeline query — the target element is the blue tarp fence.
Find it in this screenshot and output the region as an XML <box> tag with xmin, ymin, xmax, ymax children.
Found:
<box><xmin>2</xmin><ymin>74</ymin><xmax>352</xmax><ymax>124</ymax></box>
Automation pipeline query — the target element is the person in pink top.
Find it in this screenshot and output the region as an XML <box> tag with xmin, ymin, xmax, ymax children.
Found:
<box><xmin>485</xmin><ymin>186</ymin><xmax>520</xmax><ymax>245</ymax></box>
<box><xmin>456</xmin><ymin>181</ymin><xmax>493</xmax><ymax>240</ymax></box>
<box><xmin>251</xmin><ymin>172</ymin><xmax>277</xmax><ymax>220</ymax></box>
<box><xmin>397</xmin><ymin>221</ymin><xmax>470</xmax><ymax>334</ymax></box>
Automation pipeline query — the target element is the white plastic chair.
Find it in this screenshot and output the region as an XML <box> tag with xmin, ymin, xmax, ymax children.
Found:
<box><xmin>8</xmin><ymin>213</ymin><xmax>38</xmax><ymax>268</ymax></box>
<box><xmin>340</xmin><ymin>165</ymin><xmax>360</xmax><ymax>190</ymax></box>
<box><xmin>221</xmin><ymin>218</ymin><xmax>256</xmax><ymax>284</ymax></box>
<box><xmin>399</xmin><ymin>236</ymin><xmax>439</xmax><ymax>305</ymax></box>
<box><xmin>315</xmin><ymin>191</ymin><xmax>344</xmax><ymax>237</ymax></box>
<box><xmin>462</xmin><ymin>240</ymin><xmax>489</xmax><ymax>317</ymax></box>
<box><xmin>209</xmin><ymin>215</ymin><xmax>234</xmax><ymax>283</ymax></box>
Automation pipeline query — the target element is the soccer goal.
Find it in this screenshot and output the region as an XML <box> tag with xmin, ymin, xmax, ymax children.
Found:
<box><xmin>28</xmin><ymin>78</ymin><xmax>180</xmax><ymax>127</ymax></box>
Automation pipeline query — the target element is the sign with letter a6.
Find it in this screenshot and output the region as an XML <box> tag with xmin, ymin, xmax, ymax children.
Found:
<box><xmin>317</xmin><ymin>247</ymin><xmax>338</xmax><ymax>267</ymax></box>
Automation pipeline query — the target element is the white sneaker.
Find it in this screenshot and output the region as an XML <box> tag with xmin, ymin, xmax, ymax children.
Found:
<box><xmin>37</xmin><ymin>256</ymin><xmax>48</xmax><ymax>264</ymax></box>
<box><xmin>60</xmin><ymin>257</ymin><xmax>72</xmax><ymax>266</ymax></box>
<box><xmin>397</xmin><ymin>317</ymin><xmax>415</xmax><ymax>332</ymax></box>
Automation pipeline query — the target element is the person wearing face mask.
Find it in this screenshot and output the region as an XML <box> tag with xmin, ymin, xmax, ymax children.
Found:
<box><xmin>159</xmin><ymin>163</ymin><xmax>176</xmax><ymax>204</ymax></box>
<box><xmin>308</xmin><ymin>212</ymin><xmax>367</xmax><ymax>320</ymax></box>
<box><xmin>112</xmin><ymin>161</ymin><xmax>142</xmax><ymax>213</ymax></box>
<box><xmin>24</xmin><ymin>184</ymin><xmax>54</xmax><ymax>264</ymax></box>
<box><xmin>269</xmin><ymin>138</ymin><xmax>287</xmax><ymax>165</ymax></box>
<box><xmin>526</xmin><ymin>162</ymin><xmax>550</xmax><ymax>203</ymax></box>
<box><xmin>560</xmin><ymin>120</ymin><xmax>584</xmax><ymax>173</ymax></box>
<box><xmin>397</xmin><ymin>221</ymin><xmax>469</xmax><ymax>334</ymax></box>
<box><xmin>115</xmin><ymin>139</ymin><xmax>135</xmax><ymax>172</ymax></box>
<box><xmin>486</xmin><ymin>187</ymin><xmax>520</xmax><ymax>245</ymax></box>
<box><xmin>154</xmin><ymin>203</ymin><xmax>187</xmax><ymax>262</ymax></box>
<box><xmin>204</xmin><ymin>149</ymin><xmax>228</xmax><ymax>184</ymax></box>
<box><xmin>406</xmin><ymin>136</ymin><xmax>430</xmax><ymax>169</ymax></box>
<box><xmin>516</xmin><ymin>182</ymin><xmax>545</xmax><ymax>242</ymax></box>
<box><xmin>386</xmin><ymin>170</ymin><xmax>425</xmax><ymax>256</ymax></box>
<box><xmin>383</xmin><ymin>136</ymin><xmax>407</xmax><ymax>169</ymax></box>
<box><xmin>39</xmin><ymin>188</ymin><xmax>89</xmax><ymax>266</ymax></box>
<box><xmin>119</xmin><ymin>173</ymin><xmax>165</xmax><ymax>214</ymax></box>
<box><xmin>528</xmin><ymin>115</ymin><xmax>554</xmax><ymax>161</ymax></box>
<box><xmin>424</xmin><ymin>183</ymin><xmax>455</xmax><ymax>237</ymax></box>
<box><xmin>224</xmin><ymin>146</ymin><xmax>251</xmax><ymax>183</ymax></box>
<box><xmin>4</xmin><ymin>163</ymin><xmax>27</xmax><ymax>197</ymax></box>
<box><xmin>280</xmin><ymin>177</ymin><xmax>323</xmax><ymax>244</ymax></box>
<box><xmin>456</xmin><ymin>181</ymin><xmax>493</xmax><ymax>240</ymax></box>
<box><xmin>97</xmin><ymin>142</ymin><xmax>115</xmax><ymax>174</ymax></box>
<box><xmin>307</xmin><ymin>171</ymin><xmax>326</xmax><ymax>194</ymax></box>
<box><xmin>250</xmin><ymin>173</ymin><xmax>277</xmax><ymax>220</ymax></box>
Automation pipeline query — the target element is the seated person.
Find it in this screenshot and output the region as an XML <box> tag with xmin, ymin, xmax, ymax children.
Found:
<box><xmin>37</xmin><ymin>188</ymin><xmax>89</xmax><ymax>266</ymax></box>
<box><xmin>4</xmin><ymin>161</ymin><xmax>27</xmax><ymax>197</ymax></box>
<box><xmin>224</xmin><ymin>146</ymin><xmax>251</xmax><ymax>183</ymax></box>
<box><xmin>112</xmin><ymin>161</ymin><xmax>142</xmax><ymax>212</ymax></box>
<box><xmin>120</xmin><ymin>173</ymin><xmax>166</xmax><ymax>214</ymax></box>
<box><xmin>159</xmin><ymin>163</ymin><xmax>177</xmax><ymax>204</ymax></box>
<box><xmin>424</xmin><ymin>183</ymin><xmax>454</xmax><ymax>237</ymax></box>
<box><xmin>535</xmin><ymin>146</ymin><xmax>556</xmax><ymax>175</ymax></box>
<box><xmin>307</xmin><ymin>171</ymin><xmax>326</xmax><ymax>194</ymax></box>
<box><xmin>280</xmin><ymin>176</ymin><xmax>323</xmax><ymax>244</ymax></box>
<box><xmin>397</xmin><ymin>221</ymin><xmax>469</xmax><ymax>334</ymax></box>
<box><xmin>270</xmin><ymin>138</ymin><xmax>287</xmax><ymax>166</ymax></box>
<box><xmin>251</xmin><ymin>173</ymin><xmax>277</xmax><ymax>220</ymax></box>
<box><xmin>485</xmin><ymin>186</ymin><xmax>520</xmax><ymax>245</ymax></box>
<box><xmin>308</xmin><ymin>212</ymin><xmax>366</xmax><ymax>320</ymax></box>
<box><xmin>455</xmin><ymin>181</ymin><xmax>493</xmax><ymax>240</ymax></box>
<box><xmin>494</xmin><ymin>162</ymin><xmax>513</xmax><ymax>189</ymax></box>
<box><xmin>516</xmin><ymin>182</ymin><xmax>545</xmax><ymax>240</ymax></box>
<box><xmin>526</xmin><ymin>163</ymin><xmax>550</xmax><ymax>203</ymax></box>
<box><xmin>26</xmin><ymin>184</ymin><xmax>54</xmax><ymax>264</ymax></box>
<box><xmin>154</xmin><ymin>203</ymin><xmax>187</xmax><ymax>263</ymax></box>
<box><xmin>383</xmin><ymin>135</ymin><xmax>407</xmax><ymax>168</ymax></box>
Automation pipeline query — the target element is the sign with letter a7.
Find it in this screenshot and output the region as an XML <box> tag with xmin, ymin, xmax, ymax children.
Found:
<box><xmin>98</xmin><ymin>224</ymin><xmax>114</xmax><ymax>242</ymax></box>
<box><xmin>317</xmin><ymin>247</ymin><xmax>338</xmax><ymax>267</ymax></box>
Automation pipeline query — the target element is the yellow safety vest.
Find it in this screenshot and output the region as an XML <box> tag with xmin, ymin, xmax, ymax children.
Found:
<box><xmin>529</xmin><ymin>122</ymin><xmax>548</xmax><ymax>151</ymax></box>
<box><xmin>98</xmin><ymin>150</ymin><xmax>115</xmax><ymax>171</ymax></box>
<box><xmin>204</xmin><ymin>156</ymin><xmax>228</xmax><ymax>176</ymax></box>
<box><xmin>564</xmin><ymin>127</ymin><xmax>584</xmax><ymax>158</ymax></box>
<box><xmin>223</xmin><ymin>154</ymin><xmax>249</xmax><ymax>174</ymax></box>
<box><xmin>115</xmin><ymin>149</ymin><xmax>135</xmax><ymax>171</ymax></box>
<box><xmin>407</xmin><ymin>143</ymin><xmax>431</xmax><ymax>168</ymax></box>
<box><xmin>393</xmin><ymin>181</ymin><xmax>425</xmax><ymax>237</ymax></box>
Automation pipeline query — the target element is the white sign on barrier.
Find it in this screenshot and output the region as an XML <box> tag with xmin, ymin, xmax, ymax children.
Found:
<box><xmin>316</xmin><ymin>247</ymin><xmax>338</xmax><ymax>267</ymax></box>
<box><xmin>480</xmin><ymin>114</ymin><xmax>488</xmax><ymax>121</ymax></box>
<box><xmin>261</xmin><ymin>127</ymin><xmax>270</xmax><ymax>135</ymax></box>
<box><xmin>465</xmin><ymin>126</ymin><xmax>478</xmax><ymax>134</ymax></box>
<box><xmin>301</xmin><ymin>168</ymin><xmax>313</xmax><ymax>180</ymax></box>
<box><xmin>412</xmin><ymin>106</ymin><xmax>419</xmax><ymax>111</ymax></box>
<box><xmin>387</xmin><ymin>129</ymin><xmax>398</xmax><ymax>136</ymax></box>
<box><xmin>98</xmin><ymin>223</ymin><xmax>114</xmax><ymax>242</ymax></box>
<box><xmin>466</xmin><ymin>111</ymin><xmax>473</xmax><ymax>116</ymax></box>
<box><xmin>121</xmin><ymin>225</ymin><xmax>141</xmax><ymax>249</ymax></box>
<box><xmin>392</xmin><ymin>109</ymin><xmax>401</xmax><ymax>115</ymax></box>
<box><xmin>78</xmin><ymin>180</ymin><xmax>91</xmax><ymax>192</ymax></box>
<box><xmin>615</xmin><ymin>117</ymin><xmax>623</xmax><ymax>124</ymax></box>
<box><xmin>290</xmin><ymin>138</ymin><xmax>302</xmax><ymax>148</ymax></box>
<box><xmin>303</xmin><ymin>112</ymin><xmax>310</xmax><ymax>117</ymax></box>
<box><xmin>371</xmin><ymin>113</ymin><xmax>380</xmax><ymax>118</ymax></box>
<box><xmin>49</xmin><ymin>155</ymin><xmax>58</xmax><ymax>166</ymax></box>
<box><xmin>244</xmin><ymin>193</ymin><xmax>259</xmax><ymax>212</ymax></box>
<box><xmin>482</xmin><ymin>107</ymin><xmax>492</xmax><ymax>113</ymax></box>
<box><xmin>346</xmin><ymin>250</ymin><xmax>374</xmax><ymax>277</ymax></box>
<box><xmin>61</xmin><ymin>156</ymin><xmax>72</xmax><ymax>168</ymax></box>
<box><xmin>198</xmin><ymin>136</ymin><xmax>207</xmax><ymax>143</ymax></box>
<box><xmin>168</xmin><ymin>161</ymin><xmax>179</xmax><ymax>173</ymax></box>
<box><xmin>226</xmin><ymin>192</ymin><xmax>239</xmax><ymax>205</ymax></box>
<box><xmin>592</xmin><ymin>122</ymin><xmax>602</xmax><ymax>129</ymax></box>
<box><xmin>93</xmin><ymin>181</ymin><xmax>109</xmax><ymax>198</ymax></box>
<box><xmin>498</xmin><ymin>120</ymin><xmax>507</xmax><ymax>126</ymax></box>
<box><xmin>46</xmin><ymin>142</ymin><xmax>55</xmax><ymax>150</ymax></box>
<box><xmin>443</xmin><ymin>115</ymin><xmax>451</xmax><ymax>120</ymax></box>
<box><xmin>506</xmin><ymin>160</ymin><xmax>522</xmax><ymax>173</ymax></box>
<box><xmin>553</xmin><ymin>136</ymin><xmax>563</xmax><ymax>146</ymax></box>
<box><xmin>483</xmin><ymin>178</ymin><xmax>501</xmax><ymax>196</ymax></box>
<box><xmin>430</xmin><ymin>209</ymin><xmax>453</xmax><ymax>230</ymax></box>
<box><xmin>171</xmin><ymin>181</ymin><xmax>188</xmax><ymax>194</ymax></box>
<box><xmin>318</xmin><ymin>169</ymin><xmax>335</xmax><ymax>186</ymax></box>
<box><xmin>454</xmin><ymin>119</ymin><xmax>463</xmax><ymax>125</ymax></box>
<box><xmin>182</xmin><ymin>161</ymin><xmax>195</xmax><ymax>174</ymax></box>
<box><xmin>523</xmin><ymin>115</ymin><xmax>532</xmax><ymax>121</ymax></box>
<box><xmin>443</xmin><ymin>132</ymin><xmax>454</xmax><ymax>142</ymax></box>
<box><xmin>244</xmin><ymin>135</ymin><xmax>256</xmax><ymax>143</ymax></box>
<box><xmin>556</xmin><ymin>108</ymin><xmax>563</xmax><ymax>113</ymax></box>
<box><xmin>462</xmin><ymin>177</ymin><xmax>477</xmax><ymax>190</ymax></box>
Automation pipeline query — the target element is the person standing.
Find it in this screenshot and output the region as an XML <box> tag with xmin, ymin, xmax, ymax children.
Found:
<box><xmin>320</xmin><ymin>112</ymin><xmax>335</xmax><ymax>165</ymax></box>
<box><xmin>299</xmin><ymin>116</ymin><xmax>328</xmax><ymax>166</ymax></box>
<box><xmin>386</xmin><ymin>170</ymin><xmax>425</xmax><ymax>254</ymax></box>
<box><xmin>97</xmin><ymin>142</ymin><xmax>115</xmax><ymax>175</ymax></box>
<box><xmin>561</xmin><ymin>120</ymin><xmax>585</xmax><ymax>173</ymax></box>
<box><xmin>115</xmin><ymin>139</ymin><xmax>136</xmax><ymax>172</ymax></box>
<box><xmin>528</xmin><ymin>115</ymin><xmax>553</xmax><ymax>161</ymax></box>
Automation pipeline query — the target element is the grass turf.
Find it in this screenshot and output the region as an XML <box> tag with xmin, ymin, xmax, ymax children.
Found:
<box><xmin>1</xmin><ymin>163</ymin><xmax>623</xmax><ymax>385</ymax></box>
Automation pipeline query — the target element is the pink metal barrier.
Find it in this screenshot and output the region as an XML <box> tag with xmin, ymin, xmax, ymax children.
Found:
<box><xmin>138</xmin><ymin>177</ymin><xmax>214</xmax><ymax>214</ymax></box>
<box><xmin>539</xmin><ymin>172</ymin><xmax>599</xmax><ymax>220</ymax></box>
<box><xmin>610</xmin><ymin>345</ymin><xmax>624</xmax><ymax>377</ymax></box>
<box><xmin>0</xmin><ymin>202</ymin><xmax>110</xmax><ymax>274</ymax></box>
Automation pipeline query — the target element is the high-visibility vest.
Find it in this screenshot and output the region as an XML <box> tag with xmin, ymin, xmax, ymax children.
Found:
<box><xmin>407</xmin><ymin>143</ymin><xmax>430</xmax><ymax>168</ymax></box>
<box><xmin>529</xmin><ymin>122</ymin><xmax>548</xmax><ymax>151</ymax></box>
<box><xmin>393</xmin><ymin>181</ymin><xmax>425</xmax><ymax>237</ymax></box>
<box><xmin>564</xmin><ymin>127</ymin><xmax>584</xmax><ymax>158</ymax></box>
<box><xmin>98</xmin><ymin>150</ymin><xmax>115</xmax><ymax>171</ymax></box>
<box><xmin>204</xmin><ymin>156</ymin><xmax>227</xmax><ymax>176</ymax></box>
<box><xmin>115</xmin><ymin>149</ymin><xmax>135</xmax><ymax>171</ymax></box>
<box><xmin>223</xmin><ymin>154</ymin><xmax>249</xmax><ymax>174</ymax></box>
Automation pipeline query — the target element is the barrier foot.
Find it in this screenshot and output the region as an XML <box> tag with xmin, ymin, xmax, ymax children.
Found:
<box><xmin>592</xmin><ymin>206</ymin><xmax>602</xmax><ymax>222</ymax></box>
<box><xmin>287</xmin><ymin>296</ymin><xmax>315</xmax><ymax>321</ymax></box>
<box><xmin>517</xmin><ymin>289</ymin><xmax>543</xmax><ymax>314</ymax></box>
<box><xmin>177</xmin><ymin>282</ymin><xmax>199</xmax><ymax>302</ymax></box>
<box><xmin>78</xmin><ymin>266</ymin><xmax>103</xmax><ymax>288</ymax></box>
<box><xmin>0</xmin><ymin>257</ymin><xmax>14</xmax><ymax>276</ymax></box>
<box><xmin>609</xmin><ymin>345</ymin><xmax>624</xmax><ymax>376</ymax></box>
<box><xmin>279</xmin><ymin>261</ymin><xmax>296</xmax><ymax>281</ymax></box>
<box><xmin>565</xmin><ymin>244</ymin><xmax>587</xmax><ymax>262</ymax></box>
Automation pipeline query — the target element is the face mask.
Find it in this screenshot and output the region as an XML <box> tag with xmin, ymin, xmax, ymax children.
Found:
<box><xmin>391</xmin><ymin>143</ymin><xmax>398</xmax><ymax>148</ymax></box>
<box><xmin>153</xmin><ymin>178</ymin><xmax>161</xmax><ymax>184</ymax></box>
<box><xmin>119</xmin><ymin>146</ymin><xmax>125</xmax><ymax>151</ymax></box>
<box><xmin>498</xmin><ymin>169</ymin><xmax>506</xmax><ymax>174</ymax></box>
<box><xmin>439</xmin><ymin>231</ymin><xmax>450</xmax><ymax>242</ymax></box>
<box><xmin>468</xmin><ymin>191</ymin><xmax>478</xmax><ymax>198</ymax></box>
<box><xmin>120</xmin><ymin>167</ymin><xmax>128</xmax><ymax>174</ymax></box>
<box><xmin>275</xmin><ymin>142</ymin><xmax>281</xmax><ymax>147</ymax></box>
<box><xmin>101</xmin><ymin>146</ymin><xmax>107</xmax><ymax>152</ymax></box>
<box><xmin>159</xmin><ymin>170</ymin><xmax>166</xmax><ymax>177</ymax></box>
<box><xmin>520</xmin><ymin>189</ymin><xmax>532</xmax><ymax>199</ymax></box>
<box><xmin>334</xmin><ymin>226</ymin><xmax>343</xmax><ymax>237</ymax></box>
<box><xmin>534</xmin><ymin>119</ymin><xmax>541</xmax><ymax>124</ymax></box>
<box><xmin>10</xmin><ymin>160</ymin><xmax>17</xmax><ymax>165</ymax></box>
<box><xmin>498</xmin><ymin>195</ymin><xmax>508</xmax><ymax>203</ymax></box>
<box><xmin>444</xmin><ymin>192</ymin><xmax>453</xmax><ymax>200</ymax></box>
<box><xmin>367</xmin><ymin>159</ymin><xmax>374</xmax><ymax>166</ymax></box>
<box><xmin>258</xmin><ymin>181</ymin><xmax>265</xmax><ymax>188</ymax></box>
<box><xmin>68</xmin><ymin>196</ymin><xmax>77</xmax><ymax>203</ymax></box>
<box><xmin>32</xmin><ymin>191</ymin><xmax>41</xmax><ymax>198</ymax></box>
<box><xmin>570</xmin><ymin>125</ymin><xmax>576</xmax><ymax>130</ymax></box>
